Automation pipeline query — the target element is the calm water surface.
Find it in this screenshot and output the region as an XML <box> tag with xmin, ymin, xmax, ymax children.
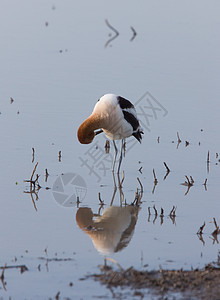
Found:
<box><xmin>0</xmin><ymin>1</ymin><xmax>220</xmax><ymax>299</ymax></box>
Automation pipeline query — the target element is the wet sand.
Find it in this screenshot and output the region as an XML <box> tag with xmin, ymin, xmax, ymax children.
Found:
<box><xmin>89</xmin><ymin>255</ymin><xmax>220</xmax><ymax>299</ymax></box>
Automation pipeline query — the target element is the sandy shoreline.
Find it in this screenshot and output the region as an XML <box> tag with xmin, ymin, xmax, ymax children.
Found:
<box><xmin>88</xmin><ymin>255</ymin><xmax>220</xmax><ymax>299</ymax></box>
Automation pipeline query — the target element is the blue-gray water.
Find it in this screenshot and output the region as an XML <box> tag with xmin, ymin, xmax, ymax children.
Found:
<box><xmin>0</xmin><ymin>1</ymin><xmax>220</xmax><ymax>299</ymax></box>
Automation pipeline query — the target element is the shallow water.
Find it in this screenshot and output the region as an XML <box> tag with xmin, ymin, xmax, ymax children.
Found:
<box><xmin>0</xmin><ymin>1</ymin><xmax>220</xmax><ymax>299</ymax></box>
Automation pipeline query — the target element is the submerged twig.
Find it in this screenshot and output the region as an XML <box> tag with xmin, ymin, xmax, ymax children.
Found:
<box><xmin>105</xmin><ymin>19</ymin><xmax>119</xmax><ymax>48</ymax></box>
<box><xmin>45</xmin><ymin>168</ymin><xmax>49</xmax><ymax>182</ymax></box>
<box><xmin>153</xmin><ymin>205</ymin><xmax>158</xmax><ymax>217</ymax></box>
<box><xmin>213</xmin><ymin>217</ymin><xmax>218</xmax><ymax>229</ymax></box>
<box><xmin>153</xmin><ymin>205</ymin><xmax>158</xmax><ymax>224</ymax></box>
<box><xmin>24</xmin><ymin>162</ymin><xmax>40</xmax><ymax>188</ymax></box>
<box><xmin>190</xmin><ymin>176</ymin><xmax>194</xmax><ymax>184</ymax></box>
<box><xmin>132</xmin><ymin>177</ymin><xmax>143</xmax><ymax>205</ymax></box>
<box><xmin>207</xmin><ymin>151</ymin><xmax>210</xmax><ymax>173</ymax></box>
<box><xmin>203</xmin><ymin>178</ymin><xmax>208</xmax><ymax>191</ymax></box>
<box><xmin>105</xmin><ymin>140</ymin><xmax>110</xmax><ymax>154</ymax></box>
<box><xmin>197</xmin><ymin>233</ymin><xmax>205</xmax><ymax>246</ymax></box>
<box><xmin>24</xmin><ymin>162</ymin><xmax>41</xmax><ymax>211</ymax></box>
<box><xmin>153</xmin><ymin>169</ymin><xmax>158</xmax><ymax>184</ymax></box>
<box><xmin>160</xmin><ymin>208</ymin><xmax>164</xmax><ymax>225</ymax></box>
<box><xmin>197</xmin><ymin>222</ymin><xmax>206</xmax><ymax>235</ymax></box>
<box><xmin>163</xmin><ymin>162</ymin><xmax>170</xmax><ymax>173</ymax></box>
<box><xmin>31</xmin><ymin>162</ymin><xmax>38</xmax><ymax>181</ymax></box>
<box><xmin>0</xmin><ymin>264</ymin><xmax>28</xmax><ymax>273</ymax></box>
<box><xmin>32</xmin><ymin>147</ymin><xmax>35</xmax><ymax>163</ymax></box>
<box><xmin>177</xmin><ymin>132</ymin><xmax>181</xmax><ymax>148</ymax></box>
<box><xmin>181</xmin><ymin>175</ymin><xmax>194</xmax><ymax>196</ymax></box>
<box><xmin>212</xmin><ymin>218</ymin><xmax>220</xmax><ymax>236</ymax></box>
<box><xmin>58</xmin><ymin>151</ymin><xmax>62</xmax><ymax>162</ymax></box>
<box><xmin>169</xmin><ymin>206</ymin><xmax>177</xmax><ymax>225</ymax></box>
<box><xmin>98</xmin><ymin>192</ymin><xmax>104</xmax><ymax>205</ymax></box>
<box><xmin>169</xmin><ymin>206</ymin><xmax>176</xmax><ymax>218</ymax></box>
<box><xmin>76</xmin><ymin>196</ymin><xmax>80</xmax><ymax>208</ymax></box>
<box><xmin>152</xmin><ymin>169</ymin><xmax>158</xmax><ymax>194</ymax></box>
<box><xmin>207</xmin><ymin>151</ymin><xmax>210</xmax><ymax>163</ymax></box>
<box><xmin>147</xmin><ymin>207</ymin><xmax>151</xmax><ymax>222</ymax></box>
<box><xmin>0</xmin><ymin>264</ymin><xmax>7</xmax><ymax>291</ymax></box>
<box><xmin>138</xmin><ymin>166</ymin><xmax>143</xmax><ymax>174</ymax></box>
<box><xmin>163</xmin><ymin>162</ymin><xmax>170</xmax><ymax>180</ymax></box>
<box><xmin>0</xmin><ymin>264</ymin><xmax>6</xmax><ymax>281</ymax></box>
<box><xmin>137</xmin><ymin>177</ymin><xmax>143</xmax><ymax>197</ymax></box>
<box><xmin>23</xmin><ymin>189</ymin><xmax>38</xmax><ymax>211</ymax></box>
<box><xmin>130</xmin><ymin>26</ymin><xmax>137</xmax><ymax>41</ymax></box>
<box><xmin>55</xmin><ymin>292</ymin><xmax>60</xmax><ymax>300</ymax></box>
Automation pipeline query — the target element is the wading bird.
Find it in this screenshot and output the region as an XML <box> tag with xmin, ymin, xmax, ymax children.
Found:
<box><xmin>77</xmin><ymin>94</ymin><xmax>143</xmax><ymax>173</ymax></box>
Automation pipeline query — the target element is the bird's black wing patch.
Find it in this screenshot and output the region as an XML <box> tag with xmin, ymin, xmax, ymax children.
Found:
<box><xmin>123</xmin><ymin>110</ymin><xmax>143</xmax><ymax>143</ymax></box>
<box><xmin>122</xmin><ymin>111</ymin><xmax>139</xmax><ymax>131</ymax></box>
<box><xmin>117</xmin><ymin>96</ymin><xmax>134</xmax><ymax>110</ymax></box>
<box><xmin>132</xmin><ymin>130</ymin><xmax>143</xmax><ymax>143</ymax></box>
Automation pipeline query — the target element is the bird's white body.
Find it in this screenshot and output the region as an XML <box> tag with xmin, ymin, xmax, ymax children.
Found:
<box><xmin>77</xmin><ymin>93</ymin><xmax>143</xmax><ymax>173</ymax></box>
<box><xmin>93</xmin><ymin>94</ymin><xmax>135</xmax><ymax>140</ymax></box>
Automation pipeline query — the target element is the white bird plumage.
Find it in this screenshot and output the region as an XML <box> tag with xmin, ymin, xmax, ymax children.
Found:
<box><xmin>77</xmin><ymin>93</ymin><xmax>143</xmax><ymax>173</ymax></box>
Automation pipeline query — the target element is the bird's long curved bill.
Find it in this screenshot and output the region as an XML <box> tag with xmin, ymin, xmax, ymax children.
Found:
<box><xmin>95</xmin><ymin>129</ymin><xmax>103</xmax><ymax>136</ymax></box>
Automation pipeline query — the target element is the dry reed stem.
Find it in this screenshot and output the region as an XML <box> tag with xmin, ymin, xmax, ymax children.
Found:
<box><xmin>197</xmin><ymin>222</ymin><xmax>206</xmax><ymax>235</ymax></box>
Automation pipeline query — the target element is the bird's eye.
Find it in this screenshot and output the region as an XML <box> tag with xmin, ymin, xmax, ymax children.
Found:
<box><xmin>97</xmin><ymin>98</ymin><xmax>100</xmax><ymax>102</ymax></box>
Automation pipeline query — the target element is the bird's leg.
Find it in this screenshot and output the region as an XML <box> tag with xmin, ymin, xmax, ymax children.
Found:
<box><xmin>117</xmin><ymin>172</ymin><xmax>124</xmax><ymax>206</ymax></box>
<box><xmin>110</xmin><ymin>172</ymin><xmax>117</xmax><ymax>206</ymax></box>
<box><xmin>112</xmin><ymin>140</ymin><xmax>118</xmax><ymax>172</ymax></box>
<box><xmin>117</xmin><ymin>139</ymin><xmax>124</xmax><ymax>174</ymax></box>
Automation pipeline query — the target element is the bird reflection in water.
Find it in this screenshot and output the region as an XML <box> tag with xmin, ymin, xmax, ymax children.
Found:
<box><xmin>76</xmin><ymin>166</ymin><xmax>142</xmax><ymax>255</ymax></box>
<box><xmin>76</xmin><ymin>205</ymin><xmax>140</xmax><ymax>255</ymax></box>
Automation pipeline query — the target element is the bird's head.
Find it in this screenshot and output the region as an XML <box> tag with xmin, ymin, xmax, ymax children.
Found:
<box><xmin>77</xmin><ymin>122</ymin><xmax>95</xmax><ymax>144</ymax></box>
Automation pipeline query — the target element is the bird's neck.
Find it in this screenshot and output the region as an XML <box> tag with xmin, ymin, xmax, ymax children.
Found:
<box><xmin>77</xmin><ymin>113</ymin><xmax>103</xmax><ymax>144</ymax></box>
<box><xmin>83</xmin><ymin>113</ymin><xmax>102</xmax><ymax>131</ymax></box>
